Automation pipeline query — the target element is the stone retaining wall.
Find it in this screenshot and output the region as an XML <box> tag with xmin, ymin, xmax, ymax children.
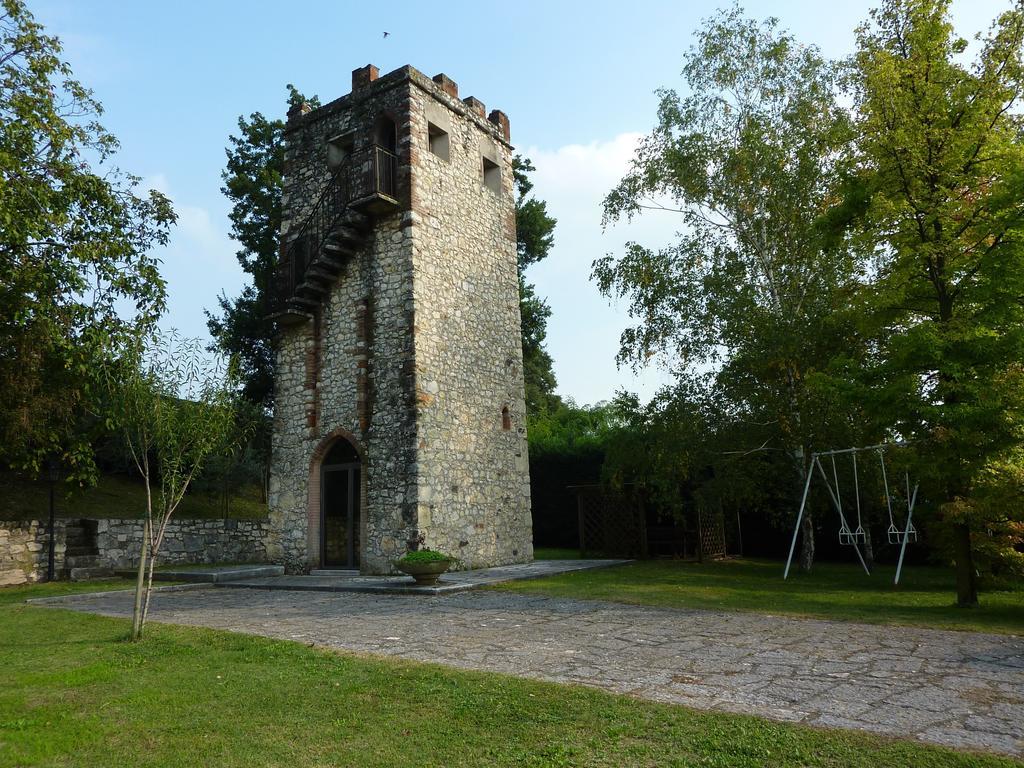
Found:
<box><xmin>0</xmin><ymin>518</ymin><xmax>271</xmax><ymax>585</ymax></box>
<box><xmin>0</xmin><ymin>520</ymin><xmax>58</xmax><ymax>586</ymax></box>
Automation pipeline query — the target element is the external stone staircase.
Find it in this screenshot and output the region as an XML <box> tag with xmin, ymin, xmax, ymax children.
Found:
<box><xmin>275</xmin><ymin>208</ymin><xmax>372</xmax><ymax>319</ymax></box>
<box><xmin>271</xmin><ymin>148</ymin><xmax>398</xmax><ymax>323</ymax></box>
<box><xmin>63</xmin><ymin>519</ymin><xmax>114</xmax><ymax>581</ymax></box>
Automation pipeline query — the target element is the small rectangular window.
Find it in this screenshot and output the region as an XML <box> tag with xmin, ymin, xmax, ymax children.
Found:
<box><xmin>427</xmin><ymin>122</ymin><xmax>449</xmax><ymax>161</ymax></box>
<box><xmin>482</xmin><ymin>156</ymin><xmax>500</xmax><ymax>193</ymax></box>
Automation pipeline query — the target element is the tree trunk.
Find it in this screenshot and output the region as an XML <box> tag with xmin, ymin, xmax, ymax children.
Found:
<box><xmin>952</xmin><ymin>522</ymin><xmax>978</xmax><ymax>607</ymax></box>
<box><xmin>799</xmin><ymin>511</ymin><xmax>815</xmax><ymax>572</ymax></box>
<box><xmin>130</xmin><ymin>518</ymin><xmax>149</xmax><ymax>642</ymax></box>
<box><xmin>793</xmin><ymin>449</ymin><xmax>816</xmax><ymax>573</ymax></box>
<box><xmin>863</xmin><ymin>526</ymin><xmax>874</xmax><ymax>570</ymax></box>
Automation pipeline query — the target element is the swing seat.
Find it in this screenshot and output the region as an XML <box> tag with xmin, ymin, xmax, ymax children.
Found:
<box><xmin>852</xmin><ymin>526</ymin><xmax>866</xmax><ymax>541</ymax></box>
<box><xmin>839</xmin><ymin>525</ymin><xmax>856</xmax><ymax>545</ymax></box>
<box><xmin>887</xmin><ymin>523</ymin><xmax>917</xmax><ymax>545</ymax></box>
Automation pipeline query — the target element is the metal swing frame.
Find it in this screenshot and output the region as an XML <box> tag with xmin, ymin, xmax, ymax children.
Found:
<box><xmin>783</xmin><ymin>443</ymin><xmax>918</xmax><ymax>585</ymax></box>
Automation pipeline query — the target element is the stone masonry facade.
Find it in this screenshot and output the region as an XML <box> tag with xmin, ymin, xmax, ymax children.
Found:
<box><xmin>267</xmin><ymin>65</ymin><xmax>532</xmax><ymax>574</ymax></box>
<box><xmin>0</xmin><ymin>518</ymin><xmax>270</xmax><ymax>586</ymax></box>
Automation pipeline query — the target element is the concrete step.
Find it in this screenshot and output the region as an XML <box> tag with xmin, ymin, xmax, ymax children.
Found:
<box><xmin>65</xmin><ymin>547</ymin><xmax>98</xmax><ymax>557</ymax></box>
<box><xmin>309</xmin><ymin>569</ymin><xmax>360</xmax><ymax>577</ymax></box>
<box><xmin>65</xmin><ymin>555</ymin><xmax>100</xmax><ymax>568</ymax></box>
<box><xmin>69</xmin><ymin>566</ymin><xmax>115</xmax><ymax>581</ymax></box>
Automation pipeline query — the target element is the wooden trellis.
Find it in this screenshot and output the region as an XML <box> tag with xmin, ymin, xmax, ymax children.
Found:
<box><xmin>572</xmin><ymin>485</ymin><xmax>647</xmax><ymax>559</ymax></box>
<box><xmin>697</xmin><ymin>501</ymin><xmax>727</xmax><ymax>561</ymax></box>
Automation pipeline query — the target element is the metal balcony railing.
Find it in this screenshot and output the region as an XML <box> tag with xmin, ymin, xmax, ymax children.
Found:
<box><xmin>273</xmin><ymin>163</ymin><xmax>351</xmax><ymax>312</ymax></box>
<box><xmin>372</xmin><ymin>145</ymin><xmax>397</xmax><ymax>199</ymax></box>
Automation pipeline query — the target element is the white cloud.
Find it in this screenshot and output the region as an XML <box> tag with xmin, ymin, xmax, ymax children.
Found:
<box><xmin>522</xmin><ymin>133</ymin><xmax>681</xmax><ymax>406</ymax></box>
<box><xmin>143</xmin><ymin>173</ymin><xmax>171</xmax><ymax>196</ymax></box>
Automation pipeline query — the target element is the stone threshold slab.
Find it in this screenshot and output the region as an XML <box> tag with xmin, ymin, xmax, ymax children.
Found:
<box><xmin>113</xmin><ymin>564</ymin><xmax>285</xmax><ymax>583</ymax></box>
<box><xmin>217</xmin><ymin>559</ymin><xmax>631</xmax><ymax>596</ymax></box>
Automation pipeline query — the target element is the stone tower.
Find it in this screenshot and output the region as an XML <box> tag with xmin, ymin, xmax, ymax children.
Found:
<box><xmin>267</xmin><ymin>65</ymin><xmax>533</xmax><ymax>574</ymax></box>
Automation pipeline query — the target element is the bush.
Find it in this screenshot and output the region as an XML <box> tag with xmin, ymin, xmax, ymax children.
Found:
<box><xmin>398</xmin><ymin>549</ymin><xmax>450</xmax><ymax>564</ymax></box>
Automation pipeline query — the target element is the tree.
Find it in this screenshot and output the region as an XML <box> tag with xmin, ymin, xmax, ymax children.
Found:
<box><xmin>0</xmin><ymin>0</ymin><xmax>175</xmax><ymax>483</ymax></box>
<box><xmin>594</xmin><ymin>6</ymin><xmax>867</xmax><ymax>570</ymax></box>
<box><xmin>851</xmin><ymin>0</ymin><xmax>1024</xmax><ymax>605</ymax></box>
<box><xmin>206</xmin><ymin>86</ymin><xmax>314</xmax><ymax>412</ymax></box>
<box><xmin>527</xmin><ymin>399</ymin><xmax>619</xmax><ymax>548</ymax></box>
<box><xmin>513</xmin><ymin>156</ymin><xmax>560</xmax><ymax>416</ymax></box>
<box><xmin>107</xmin><ymin>333</ymin><xmax>242</xmax><ymax>640</ymax></box>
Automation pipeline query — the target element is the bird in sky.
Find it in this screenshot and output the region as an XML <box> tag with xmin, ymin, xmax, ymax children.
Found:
<box><xmin>383</xmin><ymin>31</ymin><xmax>390</xmax><ymax>38</ymax></box>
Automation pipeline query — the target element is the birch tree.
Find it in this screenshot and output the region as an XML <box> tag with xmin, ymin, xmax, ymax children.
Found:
<box><xmin>594</xmin><ymin>6</ymin><xmax>868</xmax><ymax>570</ymax></box>
<box><xmin>108</xmin><ymin>333</ymin><xmax>241</xmax><ymax>640</ymax></box>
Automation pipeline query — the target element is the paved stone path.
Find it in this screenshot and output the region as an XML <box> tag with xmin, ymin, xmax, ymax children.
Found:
<box><xmin>221</xmin><ymin>558</ymin><xmax>631</xmax><ymax>594</ymax></box>
<box><xmin>48</xmin><ymin>587</ymin><xmax>1024</xmax><ymax>756</ymax></box>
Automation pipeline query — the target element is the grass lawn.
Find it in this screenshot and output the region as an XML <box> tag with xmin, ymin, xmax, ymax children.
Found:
<box><xmin>0</xmin><ymin>470</ymin><xmax>267</xmax><ymax>521</ymax></box>
<box><xmin>533</xmin><ymin>546</ymin><xmax>582</xmax><ymax>560</ymax></box>
<box><xmin>496</xmin><ymin>557</ymin><xmax>1024</xmax><ymax>635</ymax></box>
<box><xmin>1</xmin><ymin>581</ymin><xmax>1018</xmax><ymax>767</ymax></box>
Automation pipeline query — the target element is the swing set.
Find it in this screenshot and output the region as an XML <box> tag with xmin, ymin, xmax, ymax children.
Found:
<box><xmin>783</xmin><ymin>443</ymin><xmax>918</xmax><ymax>585</ymax></box>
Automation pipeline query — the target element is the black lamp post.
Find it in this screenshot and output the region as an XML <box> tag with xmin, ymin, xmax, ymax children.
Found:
<box><xmin>45</xmin><ymin>457</ymin><xmax>60</xmax><ymax>581</ymax></box>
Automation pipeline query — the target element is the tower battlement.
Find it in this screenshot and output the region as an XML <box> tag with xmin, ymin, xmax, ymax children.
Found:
<box><xmin>267</xmin><ymin>64</ymin><xmax>532</xmax><ymax>574</ymax></box>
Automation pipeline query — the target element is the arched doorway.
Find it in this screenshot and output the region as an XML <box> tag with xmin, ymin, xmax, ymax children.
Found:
<box><xmin>320</xmin><ymin>438</ymin><xmax>361</xmax><ymax>568</ymax></box>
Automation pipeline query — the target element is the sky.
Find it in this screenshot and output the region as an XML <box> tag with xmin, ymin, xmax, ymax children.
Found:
<box><xmin>32</xmin><ymin>0</ymin><xmax>1008</xmax><ymax>406</ymax></box>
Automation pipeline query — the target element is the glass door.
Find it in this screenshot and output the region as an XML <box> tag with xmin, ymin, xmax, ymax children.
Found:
<box><xmin>321</xmin><ymin>464</ymin><xmax>360</xmax><ymax>568</ymax></box>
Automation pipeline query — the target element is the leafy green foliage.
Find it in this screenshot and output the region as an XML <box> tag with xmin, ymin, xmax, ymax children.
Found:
<box><xmin>398</xmin><ymin>549</ymin><xmax>450</xmax><ymax>564</ymax></box>
<box><xmin>512</xmin><ymin>156</ymin><xmax>556</xmax><ymax>273</ymax></box>
<box><xmin>513</xmin><ymin>156</ymin><xmax>560</xmax><ymax>417</ymax></box>
<box><xmin>528</xmin><ymin>401</ymin><xmax>619</xmax><ymax>547</ymax></box>
<box><xmin>206</xmin><ymin>86</ymin><xmax>319</xmax><ymax>412</ymax></box>
<box><xmin>850</xmin><ymin>0</ymin><xmax>1024</xmax><ymax>604</ymax></box>
<box><xmin>104</xmin><ymin>332</ymin><xmax>244</xmax><ymax>638</ymax></box>
<box><xmin>208</xmin><ymin>107</ymin><xmax>281</xmax><ymax>411</ymax></box>
<box><xmin>0</xmin><ymin>0</ymin><xmax>175</xmax><ymax>483</ymax></box>
<box><xmin>594</xmin><ymin>6</ymin><xmax>868</xmax><ymax>569</ymax></box>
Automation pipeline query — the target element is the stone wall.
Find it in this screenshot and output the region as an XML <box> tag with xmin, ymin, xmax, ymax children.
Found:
<box><xmin>0</xmin><ymin>518</ymin><xmax>271</xmax><ymax>585</ymax></box>
<box><xmin>406</xmin><ymin>76</ymin><xmax>533</xmax><ymax>568</ymax></box>
<box><xmin>0</xmin><ymin>520</ymin><xmax>56</xmax><ymax>586</ymax></box>
<box><xmin>94</xmin><ymin>518</ymin><xmax>271</xmax><ymax>569</ymax></box>
<box><xmin>270</xmin><ymin>69</ymin><xmax>420</xmax><ymax>573</ymax></box>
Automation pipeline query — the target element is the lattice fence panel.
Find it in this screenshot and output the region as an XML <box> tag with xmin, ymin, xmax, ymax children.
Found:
<box><xmin>698</xmin><ymin>503</ymin><xmax>727</xmax><ymax>560</ymax></box>
<box><xmin>576</xmin><ymin>488</ymin><xmax>645</xmax><ymax>558</ymax></box>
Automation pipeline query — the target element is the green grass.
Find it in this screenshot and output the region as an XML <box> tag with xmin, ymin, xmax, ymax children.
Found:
<box><xmin>0</xmin><ymin>582</ymin><xmax>1017</xmax><ymax>768</ymax></box>
<box><xmin>0</xmin><ymin>470</ymin><xmax>267</xmax><ymax>521</ymax></box>
<box><xmin>533</xmin><ymin>547</ymin><xmax>582</xmax><ymax>560</ymax></box>
<box><xmin>0</xmin><ymin>579</ymin><xmax>137</xmax><ymax>607</ymax></box>
<box><xmin>496</xmin><ymin>557</ymin><xmax>1024</xmax><ymax>635</ymax></box>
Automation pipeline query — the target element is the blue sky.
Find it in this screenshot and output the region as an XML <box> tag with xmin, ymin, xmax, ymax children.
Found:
<box><xmin>33</xmin><ymin>0</ymin><xmax>1007</xmax><ymax>406</ymax></box>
